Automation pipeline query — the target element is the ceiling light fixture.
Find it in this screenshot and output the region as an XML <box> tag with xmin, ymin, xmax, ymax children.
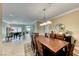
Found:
<box><xmin>40</xmin><ymin>8</ymin><xmax>52</xmax><ymax>26</ymax></box>
<box><xmin>40</xmin><ymin>21</ymin><xmax>52</xmax><ymax>26</ymax></box>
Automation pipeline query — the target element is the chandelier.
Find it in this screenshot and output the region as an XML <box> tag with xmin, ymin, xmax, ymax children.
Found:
<box><xmin>40</xmin><ymin>8</ymin><xmax>52</xmax><ymax>26</ymax></box>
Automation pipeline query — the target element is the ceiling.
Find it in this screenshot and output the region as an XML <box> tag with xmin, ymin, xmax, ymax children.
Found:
<box><xmin>2</xmin><ymin>3</ymin><xmax>79</xmax><ymax>24</ymax></box>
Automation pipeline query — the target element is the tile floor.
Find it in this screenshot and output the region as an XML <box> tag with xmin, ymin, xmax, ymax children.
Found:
<box><xmin>2</xmin><ymin>34</ymin><xmax>35</xmax><ymax>56</ymax></box>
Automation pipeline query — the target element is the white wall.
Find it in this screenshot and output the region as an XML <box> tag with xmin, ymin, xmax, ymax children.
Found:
<box><xmin>2</xmin><ymin>21</ymin><xmax>9</xmax><ymax>40</ymax></box>
<box><xmin>32</xmin><ymin>21</ymin><xmax>45</xmax><ymax>35</ymax></box>
<box><xmin>0</xmin><ymin>3</ymin><xmax>2</xmax><ymax>55</ymax></box>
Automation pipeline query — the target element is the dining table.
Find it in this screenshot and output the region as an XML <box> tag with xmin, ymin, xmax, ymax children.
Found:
<box><xmin>36</xmin><ymin>36</ymin><xmax>69</xmax><ymax>55</ymax></box>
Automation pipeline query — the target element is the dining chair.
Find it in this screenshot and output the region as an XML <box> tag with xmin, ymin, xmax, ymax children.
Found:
<box><xmin>45</xmin><ymin>33</ymin><xmax>49</xmax><ymax>38</ymax></box>
<box><xmin>50</xmin><ymin>32</ymin><xmax>56</xmax><ymax>39</ymax></box>
<box><xmin>54</xmin><ymin>33</ymin><xmax>66</xmax><ymax>55</ymax></box>
<box><xmin>49</xmin><ymin>31</ymin><xmax>54</xmax><ymax>38</ymax></box>
<box><xmin>64</xmin><ymin>35</ymin><xmax>72</xmax><ymax>55</ymax></box>
<box><xmin>30</xmin><ymin>33</ymin><xmax>39</xmax><ymax>55</ymax></box>
<box><xmin>33</xmin><ymin>33</ymin><xmax>40</xmax><ymax>55</ymax></box>
<box><xmin>35</xmin><ymin>39</ymin><xmax>43</xmax><ymax>56</ymax></box>
<box><xmin>31</xmin><ymin>33</ymin><xmax>35</xmax><ymax>52</ymax></box>
<box><xmin>45</xmin><ymin>33</ymin><xmax>50</xmax><ymax>38</ymax></box>
<box><xmin>66</xmin><ymin>40</ymin><xmax>76</xmax><ymax>56</ymax></box>
<box><xmin>64</xmin><ymin>35</ymin><xmax>72</xmax><ymax>44</ymax></box>
<box><xmin>55</xmin><ymin>33</ymin><xmax>65</xmax><ymax>40</ymax></box>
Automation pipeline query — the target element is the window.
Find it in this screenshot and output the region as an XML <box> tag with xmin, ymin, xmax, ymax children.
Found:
<box><xmin>12</xmin><ymin>27</ymin><xmax>22</xmax><ymax>33</ymax></box>
<box><xmin>26</xmin><ymin>26</ymin><xmax>31</xmax><ymax>32</ymax></box>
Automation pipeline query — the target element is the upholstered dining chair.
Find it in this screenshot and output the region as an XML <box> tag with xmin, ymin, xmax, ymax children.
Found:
<box><xmin>64</xmin><ymin>35</ymin><xmax>72</xmax><ymax>44</ymax></box>
<box><xmin>55</xmin><ymin>33</ymin><xmax>65</xmax><ymax>40</ymax></box>
<box><xmin>35</xmin><ymin>39</ymin><xmax>43</xmax><ymax>56</ymax></box>
<box><xmin>33</xmin><ymin>33</ymin><xmax>40</xmax><ymax>55</ymax></box>
<box><xmin>45</xmin><ymin>33</ymin><xmax>49</xmax><ymax>38</ymax></box>
<box><xmin>30</xmin><ymin>33</ymin><xmax>39</xmax><ymax>55</ymax></box>
<box><xmin>31</xmin><ymin>33</ymin><xmax>35</xmax><ymax>52</ymax></box>
<box><xmin>50</xmin><ymin>31</ymin><xmax>55</xmax><ymax>39</ymax></box>
<box><xmin>66</xmin><ymin>40</ymin><xmax>76</xmax><ymax>56</ymax></box>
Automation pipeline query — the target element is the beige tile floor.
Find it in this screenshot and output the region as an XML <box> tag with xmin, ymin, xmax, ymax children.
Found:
<box><xmin>2</xmin><ymin>34</ymin><xmax>34</xmax><ymax>56</ymax></box>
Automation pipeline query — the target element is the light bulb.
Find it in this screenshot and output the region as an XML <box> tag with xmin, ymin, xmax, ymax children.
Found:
<box><xmin>46</xmin><ymin>21</ymin><xmax>52</xmax><ymax>24</ymax></box>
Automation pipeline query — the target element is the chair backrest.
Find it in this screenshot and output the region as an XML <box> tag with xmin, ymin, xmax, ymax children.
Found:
<box><xmin>34</xmin><ymin>33</ymin><xmax>39</xmax><ymax>37</ymax></box>
<box><xmin>55</xmin><ymin>33</ymin><xmax>64</xmax><ymax>40</ymax></box>
<box><xmin>50</xmin><ymin>33</ymin><xmax>55</xmax><ymax>39</ymax></box>
<box><xmin>64</xmin><ymin>36</ymin><xmax>72</xmax><ymax>44</ymax></box>
<box><xmin>32</xmin><ymin>33</ymin><xmax>44</xmax><ymax>56</ymax></box>
<box><xmin>67</xmin><ymin>40</ymin><xmax>76</xmax><ymax>56</ymax></box>
<box><xmin>30</xmin><ymin>33</ymin><xmax>35</xmax><ymax>51</ymax></box>
<box><xmin>70</xmin><ymin>40</ymin><xmax>76</xmax><ymax>53</ymax></box>
<box><xmin>33</xmin><ymin>33</ymin><xmax>41</xmax><ymax>55</ymax></box>
<box><xmin>30</xmin><ymin>33</ymin><xmax>39</xmax><ymax>54</ymax></box>
<box><xmin>45</xmin><ymin>33</ymin><xmax>49</xmax><ymax>38</ymax></box>
<box><xmin>33</xmin><ymin>33</ymin><xmax>39</xmax><ymax>47</ymax></box>
<box><xmin>33</xmin><ymin>33</ymin><xmax>39</xmax><ymax>42</ymax></box>
<box><xmin>36</xmin><ymin>39</ymin><xmax>43</xmax><ymax>56</ymax></box>
<box><xmin>49</xmin><ymin>31</ymin><xmax>54</xmax><ymax>38</ymax></box>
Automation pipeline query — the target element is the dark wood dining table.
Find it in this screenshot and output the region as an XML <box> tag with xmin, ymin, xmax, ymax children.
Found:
<box><xmin>36</xmin><ymin>36</ymin><xmax>69</xmax><ymax>54</ymax></box>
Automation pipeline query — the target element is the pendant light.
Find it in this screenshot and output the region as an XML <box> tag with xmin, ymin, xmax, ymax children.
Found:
<box><xmin>40</xmin><ymin>8</ymin><xmax>52</xmax><ymax>26</ymax></box>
